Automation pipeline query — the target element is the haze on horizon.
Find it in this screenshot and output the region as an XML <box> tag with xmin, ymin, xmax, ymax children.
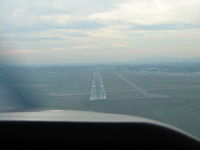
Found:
<box><xmin>0</xmin><ymin>0</ymin><xmax>200</xmax><ymax>65</ymax></box>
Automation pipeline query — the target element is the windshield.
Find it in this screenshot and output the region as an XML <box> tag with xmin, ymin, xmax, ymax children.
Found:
<box><xmin>0</xmin><ymin>0</ymin><xmax>200</xmax><ymax>138</ymax></box>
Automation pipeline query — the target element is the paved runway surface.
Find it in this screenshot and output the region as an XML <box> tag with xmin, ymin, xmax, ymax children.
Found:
<box><xmin>90</xmin><ymin>72</ymin><xmax>106</xmax><ymax>100</ymax></box>
<box><xmin>116</xmin><ymin>73</ymin><xmax>150</xmax><ymax>98</ymax></box>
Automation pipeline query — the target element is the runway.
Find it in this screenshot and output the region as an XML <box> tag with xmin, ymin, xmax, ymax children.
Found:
<box><xmin>90</xmin><ymin>72</ymin><xmax>106</xmax><ymax>101</ymax></box>
<box><xmin>116</xmin><ymin>73</ymin><xmax>150</xmax><ymax>98</ymax></box>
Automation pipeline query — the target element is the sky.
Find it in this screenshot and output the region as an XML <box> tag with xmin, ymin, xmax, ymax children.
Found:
<box><xmin>0</xmin><ymin>0</ymin><xmax>200</xmax><ymax>65</ymax></box>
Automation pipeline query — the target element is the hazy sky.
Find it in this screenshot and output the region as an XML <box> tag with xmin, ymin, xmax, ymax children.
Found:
<box><xmin>0</xmin><ymin>0</ymin><xmax>200</xmax><ymax>65</ymax></box>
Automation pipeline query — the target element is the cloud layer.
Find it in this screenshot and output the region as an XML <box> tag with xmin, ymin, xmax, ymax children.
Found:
<box><xmin>0</xmin><ymin>0</ymin><xmax>200</xmax><ymax>65</ymax></box>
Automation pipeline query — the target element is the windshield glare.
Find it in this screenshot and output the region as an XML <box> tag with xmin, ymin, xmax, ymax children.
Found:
<box><xmin>0</xmin><ymin>0</ymin><xmax>200</xmax><ymax>139</ymax></box>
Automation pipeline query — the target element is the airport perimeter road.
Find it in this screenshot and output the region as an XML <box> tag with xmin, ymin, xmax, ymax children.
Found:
<box><xmin>90</xmin><ymin>72</ymin><xmax>106</xmax><ymax>101</ymax></box>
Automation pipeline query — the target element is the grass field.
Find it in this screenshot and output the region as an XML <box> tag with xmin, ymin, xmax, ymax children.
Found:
<box><xmin>0</xmin><ymin>66</ymin><xmax>200</xmax><ymax>138</ymax></box>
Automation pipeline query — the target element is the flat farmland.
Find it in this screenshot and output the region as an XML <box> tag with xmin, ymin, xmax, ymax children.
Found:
<box><xmin>0</xmin><ymin>66</ymin><xmax>200</xmax><ymax>137</ymax></box>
